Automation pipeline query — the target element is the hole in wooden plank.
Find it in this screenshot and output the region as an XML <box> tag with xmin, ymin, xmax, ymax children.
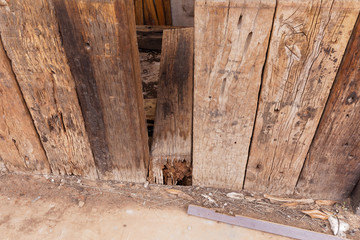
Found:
<box><xmin>162</xmin><ymin>160</ymin><xmax>192</xmax><ymax>186</ymax></box>
<box><xmin>243</xmin><ymin>32</ymin><xmax>253</xmax><ymax>54</ymax></box>
<box><xmin>237</xmin><ymin>15</ymin><xmax>243</xmax><ymax>30</ymax></box>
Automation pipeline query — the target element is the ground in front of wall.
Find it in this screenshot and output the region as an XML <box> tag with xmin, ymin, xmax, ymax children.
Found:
<box><xmin>0</xmin><ymin>173</ymin><xmax>359</xmax><ymax>240</ymax></box>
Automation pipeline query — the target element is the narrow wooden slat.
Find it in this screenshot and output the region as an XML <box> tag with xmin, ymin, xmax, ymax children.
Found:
<box><xmin>143</xmin><ymin>0</ymin><xmax>159</xmax><ymax>25</ymax></box>
<box><xmin>295</xmin><ymin>15</ymin><xmax>360</xmax><ymax>200</ymax></box>
<box><xmin>154</xmin><ymin>0</ymin><xmax>166</xmax><ymax>25</ymax></box>
<box><xmin>150</xmin><ymin>28</ymin><xmax>194</xmax><ymax>185</ymax></box>
<box><xmin>171</xmin><ymin>0</ymin><xmax>194</xmax><ymax>27</ymax></box>
<box><xmin>192</xmin><ymin>0</ymin><xmax>276</xmax><ymax>190</ymax></box>
<box><xmin>0</xmin><ymin>39</ymin><xmax>50</xmax><ymax>174</ymax></box>
<box><xmin>244</xmin><ymin>0</ymin><xmax>360</xmax><ymax>195</ymax></box>
<box><xmin>53</xmin><ymin>0</ymin><xmax>149</xmax><ymax>182</ymax></box>
<box><xmin>0</xmin><ymin>0</ymin><xmax>97</xmax><ymax>178</ymax></box>
<box><xmin>163</xmin><ymin>0</ymin><xmax>172</xmax><ymax>25</ymax></box>
<box><xmin>134</xmin><ymin>0</ymin><xmax>144</xmax><ymax>25</ymax></box>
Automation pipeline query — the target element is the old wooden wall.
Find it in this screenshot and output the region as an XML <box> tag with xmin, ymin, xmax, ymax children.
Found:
<box><xmin>1</xmin><ymin>0</ymin><xmax>360</xmax><ymax>201</ymax></box>
<box><xmin>0</xmin><ymin>0</ymin><xmax>148</xmax><ymax>182</ymax></box>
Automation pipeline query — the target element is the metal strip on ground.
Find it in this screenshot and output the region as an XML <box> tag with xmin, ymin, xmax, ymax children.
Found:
<box><xmin>187</xmin><ymin>205</ymin><xmax>343</xmax><ymax>240</ymax></box>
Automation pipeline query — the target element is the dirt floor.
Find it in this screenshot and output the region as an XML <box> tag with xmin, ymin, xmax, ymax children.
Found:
<box><xmin>0</xmin><ymin>172</ymin><xmax>359</xmax><ymax>240</ymax></box>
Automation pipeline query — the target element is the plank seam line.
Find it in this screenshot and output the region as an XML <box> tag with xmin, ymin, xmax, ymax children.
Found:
<box><xmin>0</xmin><ymin>34</ymin><xmax>52</xmax><ymax>174</ymax></box>
<box><xmin>294</xmin><ymin>11</ymin><xmax>360</xmax><ymax>193</ymax></box>
<box><xmin>242</xmin><ymin>0</ymin><xmax>278</xmax><ymax>190</ymax></box>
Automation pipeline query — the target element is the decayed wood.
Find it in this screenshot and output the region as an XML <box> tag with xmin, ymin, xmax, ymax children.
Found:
<box><xmin>136</xmin><ymin>25</ymin><xmax>177</xmax><ymax>51</ymax></box>
<box><xmin>171</xmin><ymin>0</ymin><xmax>194</xmax><ymax>27</ymax></box>
<box><xmin>244</xmin><ymin>0</ymin><xmax>360</xmax><ymax>195</ymax></box>
<box><xmin>53</xmin><ymin>0</ymin><xmax>149</xmax><ymax>182</ymax></box>
<box><xmin>134</xmin><ymin>0</ymin><xmax>144</xmax><ymax>25</ymax></box>
<box><xmin>0</xmin><ymin>0</ymin><xmax>97</xmax><ymax>178</ymax></box>
<box><xmin>192</xmin><ymin>0</ymin><xmax>276</xmax><ymax>190</ymax></box>
<box><xmin>0</xmin><ymin>39</ymin><xmax>50</xmax><ymax>174</ymax></box>
<box><xmin>295</xmin><ymin>15</ymin><xmax>360</xmax><ymax>200</ymax></box>
<box><xmin>150</xmin><ymin>28</ymin><xmax>194</xmax><ymax>185</ymax></box>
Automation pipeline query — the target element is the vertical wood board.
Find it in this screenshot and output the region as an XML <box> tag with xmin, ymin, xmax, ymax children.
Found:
<box><xmin>53</xmin><ymin>0</ymin><xmax>149</xmax><ymax>182</ymax></box>
<box><xmin>150</xmin><ymin>28</ymin><xmax>194</xmax><ymax>185</ymax></box>
<box><xmin>295</xmin><ymin>15</ymin><xmax>360</xmax><ymax>200</ymax></box>
<box><xmin>171</xmin><ymin>0</ymin><xmax>194</xmax><ymax>27</ymax></box>
<box><xmin>0</xmin><ymin>39</ymin><xmax>50</xmax><ymax>174</ymax></box>
<box><xmin>0</xmin><ymin>0</ymin><xmax>97</xmax><ymax>178</ymax></box>
<box><xmin>244</xmin><ymin>0</ymin><xmax>360</xmax><ymax>195</ymax></box>
<box><xmin>192</xmin><ymin>0</ymin><xmax>276</xmax><ymax>190</ymax></box>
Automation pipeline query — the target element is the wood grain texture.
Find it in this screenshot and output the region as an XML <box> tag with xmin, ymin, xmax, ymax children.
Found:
<box><xmin>134</xmin><ymin>0</ymin><xmax>144</xmax><ymax>25</ymax></box>
<box><xmin>244</xmin><ymin>0</ymin><xmax>360</xmax><ymax>195</ymax></box>
<box><xmin>53</xmin><ymin>0</ymin><xmax>149</xmax><ymax>182</ymax></box>
<box><xmin>295</xmin><ymin>15</ymin><xmax>360</xmax><ymax>200</ymax></box>
<box><xmin>143</xmin><ymin>0</ymin><xmax>159</xmax><ymax>25</ymax></box>
<box><xmin>0</xmin><ymin>39</ymin><xmax>50</xmax><ymax>174</ymax></box>
<box><xmin>150</xmin><ymin>28</ymin><xmax>193</xmax><ymax>185</ymax></box>
<box><xmin>0</xmin><ymin>0</ymin><xmax>97</xmax><ymax>178</ymax></box>
<box><xmin>163</xmin><ymin>0</ymin><xmax>172</xmax><ymax>25</ymax></box>
<box><xmin>192</xmin><ymin>0</ymin><xmax>276</xmax><ymax>190</ymax></box>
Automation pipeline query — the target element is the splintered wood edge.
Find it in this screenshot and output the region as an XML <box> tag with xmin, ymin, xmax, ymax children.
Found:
<box><xmin>187</xmin><ymin>205</ymin><xmax>343</xmax><ymax>240</ymax></box>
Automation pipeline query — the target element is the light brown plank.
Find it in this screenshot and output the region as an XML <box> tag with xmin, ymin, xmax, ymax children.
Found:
<box><xmin>0</xmin><ymin>0</ymin><xmax>97</xmax><ymax>178</ymax></box>
<box><xmin>171</xmin><ymin>0</ymin><xmax>194</xmax><ymax>27</ymax></box>
<box><xmin>53</xmin><ymin>0</ymin><xmax>149</xmax><ymax>182</ymax></box>
<box><xmin>143</xmin><ymin>0</ymin><xmax>159</xmax><ymax>25</ymax></box>
<box><xmin>163</xmin><ymin>0</ymin><xmax>172</xmax><ymax>25</ymax></box>
<box><xmin>295</xmin><ymin>15</ymin><xmax>360</xmax><ymax>200</ymax></box>
<box><xmin>192</xmin><ymin>0</ymin><xmax>276</xmax><ymax>190</ymax></box>
<box><xmin>0</xmin><ymin>38</ymin><xmax>50</xmax><ymax>174</ymax></box>
<box><xmin>154</xmin><ymin>0</ymin><xmax>166</xmax><ymax>25</ymax></box>
<box><xmin>244</xmin><ymin>0</ymin><xmax>360</xmax><ymax>195</ymax></box>
<box><xmin>134</xmin><ymin>0</ymin><xmax>144</xmax><ymax>25</ymax></box>
<box><xmin>150</xmin><ymin>28</ymin><xmax>194</xmax><ymax>185</ymax></box>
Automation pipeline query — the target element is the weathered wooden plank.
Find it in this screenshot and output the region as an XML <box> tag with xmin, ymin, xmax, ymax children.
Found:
<box><xmin>150</xmin><ymin>28</ymin><xmax>193</xmax><ymax>185</ymax></box>
<box><xmin>295</xmin><ymin>15</ymin><xmax>360</xmax><ymax>200</ymax></box>
<box><xmin>171</xmin><ymin>0</ymin><xmax>194</xmax><ymax>27</ymax></box>
<box><xmin>154</xmin><ymin>0</ymin><xmax>166</xmax><ymax>25</ymax></box>
<box><xmin>192</xmin><ymin>0</ymin><xmax>276</xmax><ymax>190</ymax></box>
<box><xmin>53</xmin><ymin>0</ymin><xmax>149</xmax><ymax>182</ymax></box>
<box><xmin>0</xmin><ymin>39</ymin><xmax>50</xmax><ymax>174</ymax></box>
<box><xmin>134</xmin><ymin>0</ymin><xmax>144</xmax><ymax>25</ymax></box>
<box><xmin>0</xmin><ymin>0</ymin><xmax>97</xmax><ymax>178</ymax></box>
<box><xmin>244</xmin><ymin>0</ymin><xmax>360</xmax><ymax>195</ymax></box>
<box><xmin>143</xmin><ymin>0</ymin><xmax>159</xmax><ymax>25</ymax></box>
<box><xmin>163</xmin><ymin>0</ymin><xmax>172</xmax><ymax>25</ymax></box>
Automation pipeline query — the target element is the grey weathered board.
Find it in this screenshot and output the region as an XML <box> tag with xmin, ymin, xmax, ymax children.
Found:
<box><xmin>171</xmin><ymin>0</ymin><xmax>194</xmax><ymax>27</ymax></box>
<box><xmin>0</xmin><ymin>0</ymin><xmax>97</xmax><ymax>178</ymax></box>
<box><xmin>0</xmin><ymin>38</ymin><xmax>50</xmax><ymax>174</ymax></box>
<box><xmin>53</xmin><ymin>0</ymin><xmax>149</xmax><ymax>182</ymax></box>
<box><xmin>244</xmin><ymin>0</ymin><xmax>360</xmax><ymax>195</ymax></box>
<box><xmin>150</xmin><ymin>28</ymin><xmax>194</xmax><ymax>185</ymax></box>
<box><xmin>296</xmin><ymin>15</ymin><xmax>360</xmax><ymax>200</ymax></box>
<box><xmin>192</xmin><ymin>0</ymin><xmax>276</xmax><ymax>190</ymax></box>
